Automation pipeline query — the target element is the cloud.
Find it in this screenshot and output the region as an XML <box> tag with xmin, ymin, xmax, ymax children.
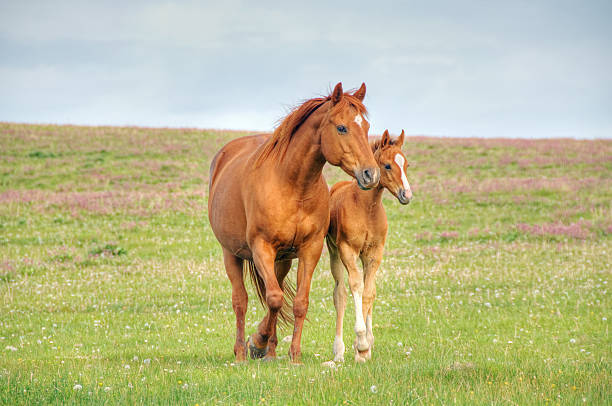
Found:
<box><xmin>1</xmin><ymin>0</ymin><xmax>611</xmax><ymax>138</ymax></box>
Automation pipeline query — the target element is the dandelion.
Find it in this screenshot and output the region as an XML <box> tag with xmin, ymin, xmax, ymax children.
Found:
<box><xmin>73</xmin><ymin>384</ymin><xmax>82</xmax><ymax>391</ymax></box>
<box><xmin>124</xmin><ymin>364</ymin><xmax>130</xmax><ymax>369</ymax></box>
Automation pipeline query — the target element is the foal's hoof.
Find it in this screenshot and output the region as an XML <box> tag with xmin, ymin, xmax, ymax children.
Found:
<box><xmin>248</xmin><ymin>336</ymin><xmax>267</xmax><ymax>359</ymax></box>
<box><xmin>354</xmin><ymin>350</ymin><xmax>369</xmax><ymax>363</ymax></box>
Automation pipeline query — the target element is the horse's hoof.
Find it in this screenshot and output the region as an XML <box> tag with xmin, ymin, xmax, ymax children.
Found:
<box><xmin>248</xmin><ymin>336</ymin><xmax>267</xmax><ymax>359</ymax></box>
<box><xmin>333</xmin><ymin>354</ymin><xmax>345</xmax><ymax>363</ymax></box>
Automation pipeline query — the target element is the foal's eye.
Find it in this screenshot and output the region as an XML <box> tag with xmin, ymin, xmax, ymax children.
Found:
<box><xmin>384</xmin><ymin>164</ymin><xmax>391</xmax><ymax>170</ymax></box>
<box><xmin>336</xmin><ymin>125</ymin><xmax>347</xmax><ymax>134</ymax></box>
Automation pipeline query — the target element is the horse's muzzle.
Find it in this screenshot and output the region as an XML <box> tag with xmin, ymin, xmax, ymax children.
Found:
<box><xmin>397</xmin><ymin>187</ymin><xmax>412</xmax><ymax>205</ymax></box>
<box><xmin>355</xmin><ymin>167</ymin><xmax>380</xmax><ymax>190</ymax></box>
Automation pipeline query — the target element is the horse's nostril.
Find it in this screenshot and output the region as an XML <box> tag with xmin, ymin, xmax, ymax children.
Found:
<box><xmin>363</xmin><ymin>169</ymin><xmax>372</xmax><ymax>183</ymax></box>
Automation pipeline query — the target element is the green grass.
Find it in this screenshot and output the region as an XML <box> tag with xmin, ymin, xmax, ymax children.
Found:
<box><xmin>0</xmin><ymin>123</ymin><xmax>610</xmax><ymax>405</ymax></box>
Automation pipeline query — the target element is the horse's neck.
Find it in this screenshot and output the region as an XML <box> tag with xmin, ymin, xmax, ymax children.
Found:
<box><xmin>275</xmin><ymin>113</ymin><xmax>326</xmax><ymax>197</ymax></box>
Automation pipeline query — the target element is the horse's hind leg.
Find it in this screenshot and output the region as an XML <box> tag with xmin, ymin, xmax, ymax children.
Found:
<box><xmin>223</xmin><ymin>248</ymin><xmax>247</xmax><ymax>362</ymax></box>
<box><xmin>328</xmin><ymin>241</ymin><xmax>347</xmax><ymax>362</ymax></box>
<box><xmin>260</xmin><ymin>259</ymin><xmax>292</xmax><ymax>361</ymax></box>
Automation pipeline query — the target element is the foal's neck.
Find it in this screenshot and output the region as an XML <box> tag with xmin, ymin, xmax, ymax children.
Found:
<box><xmin>358</xmin><ymin>182</ymin><xmax>385</xmax><ymax>209</ymax></box>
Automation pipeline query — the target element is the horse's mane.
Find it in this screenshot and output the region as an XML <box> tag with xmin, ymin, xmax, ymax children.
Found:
<box><xmin>370</xmin><ymin>135</ymin><xmax>400</xmax><ymax>153</ymax></box>
<box><xmin>255</xmin><ymin>91</ymin><xmax>367</xmax><ymax>167</ymax></box>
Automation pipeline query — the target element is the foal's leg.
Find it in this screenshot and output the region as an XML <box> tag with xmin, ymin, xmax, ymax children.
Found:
<box><xmin>360</xmin><ymin>245</ymin><xmax>383</xmax><ymax>361</ymax></box>
<box><xmin>289</xmin><ymin>238</ymin><xmax>324</xmax><ymax>364</ymax></box>
<box><xmin>328</xmin><ymin>241</ymin><xmax>347</xmax><ymax>362</ymax></box>
<box><xmin>248</xmin><ymin>239</ymin><xmax>283</xmax><ymax>359</ymax></box>
<box><xmin>222</xmin><ymin>248</ymin><xmax>247</xmax><ymax>362</ymax></box>
<box><xmin>260</xmin><ymin>259</ymin><xmax>292</xmax><ymax>361</ymax></box>
<box><xmin>338</xmin><ymin>243</ymin><xmax>368</xmax><ymax>360</ymax></box>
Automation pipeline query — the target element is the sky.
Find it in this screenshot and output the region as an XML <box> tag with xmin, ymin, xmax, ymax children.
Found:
<box><xmin>1</xmin><ymin>0</ymin><xmax>611</xmax><ymax>138</ymax></box>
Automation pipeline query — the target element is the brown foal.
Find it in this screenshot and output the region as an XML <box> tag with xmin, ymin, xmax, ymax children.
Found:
<box><xmin>208</xmin><ymin>83</ymin><xmax>380</xmax><ymax>364</ymax></box>
<box><xmin>326</xmin><ymin>130</ymin><xmax>412</xmax><ymax>362</ymax></box>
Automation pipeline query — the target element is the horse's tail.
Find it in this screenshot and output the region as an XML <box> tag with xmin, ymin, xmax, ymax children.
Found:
<box><xmin>245</xmin><ymin>259</ymin><xmax>295</xmax><ymax>326</ymax></box>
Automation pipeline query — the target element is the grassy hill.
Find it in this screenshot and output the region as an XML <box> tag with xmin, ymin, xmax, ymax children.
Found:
<box><xmin>1</xmin><ymin>122</ymin><xmax>610</xmax><ymax>404</ymax></box>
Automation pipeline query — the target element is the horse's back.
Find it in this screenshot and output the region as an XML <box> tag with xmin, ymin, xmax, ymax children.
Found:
<box><xmin>209</xmin><ymin>134</ymin><xmax>270</xmax><ymax>192</ymax></box>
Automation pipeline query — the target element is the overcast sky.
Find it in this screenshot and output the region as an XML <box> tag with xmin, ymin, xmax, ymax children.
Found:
<box><xmin>1</xmin><ymin>1</ymin><xmax>611</xmax><ymax>138</ymax></box>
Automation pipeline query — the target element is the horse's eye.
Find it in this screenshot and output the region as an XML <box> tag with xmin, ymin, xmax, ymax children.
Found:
<box><xmin>336</xmin><ymin>125</ymin><xmax>347</xmax><ymax>134</ymax></box>
<box><xmin>384</xmin><ymin>164</ymin><xmax>391</xmax><ymax>170</ymax></box>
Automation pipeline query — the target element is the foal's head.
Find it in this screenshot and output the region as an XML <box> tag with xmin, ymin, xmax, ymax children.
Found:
<box><xmin>320</xmin><ymin>82</ymin><xmax>380</xmax><ymax>190</ymax></box>
<box><xmin>373</xmin><ymin>130</ymin><xmax>412</xmax><ymax>205</ymax></box>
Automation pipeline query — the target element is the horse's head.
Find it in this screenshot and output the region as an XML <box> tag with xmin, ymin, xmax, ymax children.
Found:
<box><xmin>320</xmin><ymin>82</ymin><xmax>380</xmax><ymax>190</ymax></box>
<box><xmin>374</xmin><ymin>129</ymin><xmax>412</xmax><ymax>205</ymax></box>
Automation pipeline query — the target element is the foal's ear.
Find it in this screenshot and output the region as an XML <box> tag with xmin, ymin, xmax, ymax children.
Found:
<box><xmin>396</xmin><ymin>129</ymin><xmax>405</xmax><ymax>147</ymax></box>
<box><xmin>353</xmin><ymin>82</ymin><xmax>366</xmax><ymax>101</ymax></box>
<box><xmin>381</xmin><ymin>129</ymin><xmax>390</xmax><ymax>147</ymax></box>
<box><xmin>331</xmin><ymin>82</ymin><xmax>344</xmax><ymax>105</ymax></box>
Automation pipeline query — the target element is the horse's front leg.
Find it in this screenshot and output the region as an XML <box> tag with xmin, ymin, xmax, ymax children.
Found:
<box><xmin>248</xmin><ymin>239</ymin><xmax>283</xmax><ymax>359</ymax></box>
<box><xmin>260</xmin><ymin>259</ymin><xmax>292</xmax><ymax>361</ymax></box>
<box><xmin>289</xmin><ymin>238</ymin><xmax>324</xmax><ymax>364</ymax></box>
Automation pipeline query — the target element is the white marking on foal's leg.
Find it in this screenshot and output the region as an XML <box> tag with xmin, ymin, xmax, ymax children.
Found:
<box><xmin>353</xmin><ymin>291</ymin><xmax>368</xmax><ymax>352</ymax></box>
<box><xmin>394</xmin><ymin>153</ymin><xmax>411</xmax><ymax>193</ymax></box>
<box><xmin>333</xmin><ymin>335</ymin><xmax>345</xmax><ymax>362</ymax></box>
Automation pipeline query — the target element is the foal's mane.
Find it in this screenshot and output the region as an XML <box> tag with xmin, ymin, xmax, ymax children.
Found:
<box><xmin>255</xmin><ymin>91</ymin><xmax>367</xmax><ymax>167</ymax></box>
<box><xmin>370</xmin><ymin>136</ymin><xmax>400</xmax><ymax>153</ymax></box>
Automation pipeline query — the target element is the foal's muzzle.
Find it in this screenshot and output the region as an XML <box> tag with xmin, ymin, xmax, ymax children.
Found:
<box><xmin>355</xmin><ymin>167</ymin><xmax>380</xmax><ymax>190</ymax></box>
<box><xmin>397</xmin><ymin>187</ymin><xmax>412</xmax><ymax>205</ymax></box>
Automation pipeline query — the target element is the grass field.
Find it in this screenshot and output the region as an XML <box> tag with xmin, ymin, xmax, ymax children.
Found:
<box><xmin>0</xmin><ymin>122</ymin><xmax>610</xmax><ymax>405</ymax></box>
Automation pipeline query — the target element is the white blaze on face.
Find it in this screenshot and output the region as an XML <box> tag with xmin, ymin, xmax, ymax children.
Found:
<box><xmin>354</xmin><ymin>114</ymin><xmax>363</xmax><ymax>128</ymax></box>
<box><xmin>394</xmin><ymin>153</ymin><xmax>411</xmax><ymax>192</ymax></box>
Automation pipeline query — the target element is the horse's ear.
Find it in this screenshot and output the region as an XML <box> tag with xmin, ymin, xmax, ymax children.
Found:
<box><xmin>353</xmin><ymin>82</ymin><xmax>366</xmax><ymax>101</ymax></box>
<box><xmin>331</xmin><ymin>82</ymin><xmax>343</xmax><ymax>105</ymax></box>
<box><xmin>381</xmin><ymin>129</ymin><xmax>390</xmax><ymax>147</ymax></box>
<box><xmin>397</xmin><ymin>129</ymin><xmax>405</xmax><ymax>147</ymax></box>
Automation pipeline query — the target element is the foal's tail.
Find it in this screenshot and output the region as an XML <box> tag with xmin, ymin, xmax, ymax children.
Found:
<box><xmin>245</xmin><ymin>260</ymin><xmax>296</xmax><ymax>326</ymax></box>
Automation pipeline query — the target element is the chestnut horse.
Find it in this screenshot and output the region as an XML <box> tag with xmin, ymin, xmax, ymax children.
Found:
<box><xmin>326</xmin><ymin>130</ymin><xmax>412</xmax><ymax>362</ymax></box>
<box><xmin>208</xmin><ymin>83</ymin><xmax>380</xmax><ymax>364</ymax></box>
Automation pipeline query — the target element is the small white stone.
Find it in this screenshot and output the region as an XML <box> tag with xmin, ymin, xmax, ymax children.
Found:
<box><xmin>322</xmin><ymin>361</ymin><xmax>337</xmax><ymax>369</ymax></box>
